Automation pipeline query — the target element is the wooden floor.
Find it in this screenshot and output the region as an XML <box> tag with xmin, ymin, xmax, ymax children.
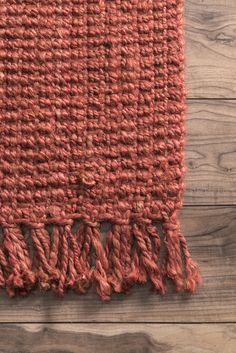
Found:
<box><xmin>1</xmin><ymin>1</ymin><xmax>236</xmax><ymax>352</ymax></box>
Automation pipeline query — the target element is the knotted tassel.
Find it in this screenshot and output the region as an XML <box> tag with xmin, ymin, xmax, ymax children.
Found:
<box><xmin>106</xmin><ymin>224</ymin><xmax>124</xmax><ymax>293</ymax></box>
<box><xmin>75</xmin><ymin>222</ymin><xmax>93</xmax><ymax>293</ymax></box>
<box><xmin>130</xmin><ymin>222</ymin><xmax>165</xmax><ymax>294</ymax></box>
<box><xmin>146</xmin><ymin>223</ymin><xmax>166</xmax><ymax>294</ymax></box>
<box><xmin>31</xmin><ymin>224</ymin><xmax>59</xmax><ymax>290</ymax></box>
<box><xmin>179</xmin><ymin>231</ymin><xmax>202</xmax><ymax>292</ymax></box>
<box><xmin>85</xmin><ymin>223</ymin><xmax>111</xmax><ymax>301</ymax></box>
<box><xmin>119</xmin><ymin>224</ymin><xmax>133</xmax><ymax>292</ymax></box>
<box><xmin>53</xmin><ymin>224</ymin><xmax>70</xmax><ymax>296</ymax></box>
<box><xmin>162</xmin><ymin>213</ymin><xmax>184</xmax><ymax>291</ymax></box>
<box><xmin>126</xmin><ymin>243</ymin><xmax>147</xmax><ymax>286</ymax></box>
<box><xmin>2</xmin><ymin>224</ymin><xmax>36</xmax><ymax>296</ymax></box>
<box><xmin>67</xmin><ymin>224</ymin><xmax>91</xmax><ymax>294</ymax></box>
<box><xmin>51</xmin><ymin>222</ymin><xmax>91</xmax><ymax>296</ymax></box>
<box><xmin>162</xmin><ymin>211</ymin><xmax>201</xmax><ymax>292</ymax></box>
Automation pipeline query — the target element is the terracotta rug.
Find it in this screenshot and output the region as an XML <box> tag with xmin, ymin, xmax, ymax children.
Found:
<box><xmin>0</xmin><ymin>0</ymin><xmax>201</xmax><ymax>299</ymax></box>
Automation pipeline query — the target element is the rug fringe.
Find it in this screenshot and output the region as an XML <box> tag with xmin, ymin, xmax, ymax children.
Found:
<box><xmin>0</xmin><ymin>215</ymin><xmax>201</xmax><ymax>300</ymax></box>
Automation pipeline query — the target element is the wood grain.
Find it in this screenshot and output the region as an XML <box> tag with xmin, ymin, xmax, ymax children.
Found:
<box><xmin>185</xmin><ymin>0</ymin><xmax>236</xmax><ymax>98</ymax></box>
<box><xmin>185</xmin><ymin>100</ymin><xmax>236</xmax><ymax>205</ymax></box>
<box><xmin>0</xmin><ymin>206</ymin><xmax>235</xmax><ymax>323</ymax></box>
<box><xmin>0</xmin><ymin>323</ymin><xmax>235</xmax><ymax>353</ymax></box>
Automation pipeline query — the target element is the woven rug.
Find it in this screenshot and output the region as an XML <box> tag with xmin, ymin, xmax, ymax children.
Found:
<box><xmin>0</xmin><ymin>0</ymin><xmax>201</xmax><ymax>299</ymax></box>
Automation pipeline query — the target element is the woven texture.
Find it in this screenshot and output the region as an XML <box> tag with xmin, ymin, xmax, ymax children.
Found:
<box><xmin>0</xmin><ymin>0</ymin><xmax>201</xmax><ymax>299</ymax></box>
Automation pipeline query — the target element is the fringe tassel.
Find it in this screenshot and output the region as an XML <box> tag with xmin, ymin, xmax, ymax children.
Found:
<box><xmin>126</xmin><ymin>222</ymin><xmax>165</xmax><ymax>294</ymax></box>
<box><xmin>163</xmin><ymin>212</ymin><xmax>202</xmax><ymax>292</ymax></box>
<box><xmin>179</xmin><ymin>231</ymin><xmax>202</xmax><ymax>292</ymax></box>
<box><xmin>0</xmin><ymin>215</ymin><xmax>201</xmax><ymax>299</ymax></box>
<box><xmin>31</xmin><ymin>225</ymin><xmax>59</xmax><ymax>290</ymax></box>
<box><xmin>2</xmin><ymin>225</ymin><xmax>35</xmax><ymax>296</ymax></box>
<box><xmin>106</xmin><ymin>224</ymin><xmax>126</xmax><ymax>293</ymax></box>
<box><xmin>86</xmin><ymin>224</ymin><xmax>111</xmax><ymax>301</ymax></box>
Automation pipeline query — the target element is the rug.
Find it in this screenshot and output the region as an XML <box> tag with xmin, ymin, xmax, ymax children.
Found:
<box><xmin>0</xmin><ymin>0</ymin><xmax>201</xmax><ymax>299</ymax></box>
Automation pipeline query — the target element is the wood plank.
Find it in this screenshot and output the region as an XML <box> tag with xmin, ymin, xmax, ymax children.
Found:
<box><xmin>0</xmin><ymin>206</ymin><xmax>235</xmax><ymax>323</ymax></box>
<box><xmin>0</xmin><ymin>323</ymin><xmax>235</xmax><ymax>353</ymax></box>
<box><xmin>184</xmin><ymin>100</ymin><xmax>236</xmax><ymax>205</ymax></box>
<box><xmin>185</xmin><ymin>0</ymin><xmax>236</xmax><ymax>98</ymax></box>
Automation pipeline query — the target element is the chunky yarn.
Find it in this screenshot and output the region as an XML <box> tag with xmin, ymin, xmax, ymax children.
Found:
<box><xmin>0</xmin><ymin>0</ymin><xmax>201</xmax><ymax>300</ymax></box>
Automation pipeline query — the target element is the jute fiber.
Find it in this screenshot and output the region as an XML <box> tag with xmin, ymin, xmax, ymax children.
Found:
<box><xmin>0</xmin><ymin>0</ymin><xmax>201</xmax><ymax>299</ymax></box>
